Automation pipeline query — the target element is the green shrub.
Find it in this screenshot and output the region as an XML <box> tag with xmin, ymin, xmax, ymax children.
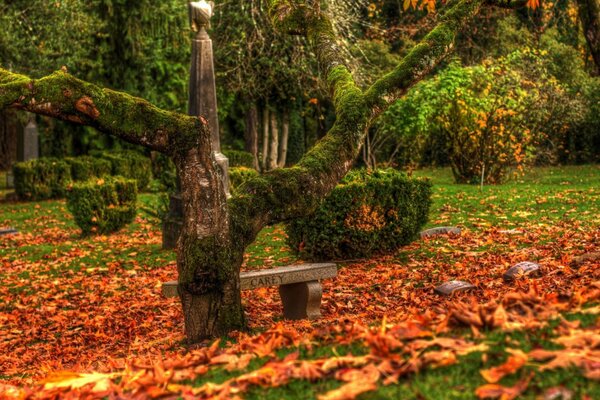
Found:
<box><xmin>65</xmin><ymin>156</ymin><xmax>112</xmax><ymax>181</ymax></box>
<box><xmin>66</xmin><ymin>176</ymin><xmax>137</xmax><ymax>235</ymax></box>
<box><xmin>223</xmin><ymin>150</ymin><xmax>255</xmax><ymax>168</ymax></box>
<box><xmin>285</xmin><ymin>169</ymin><xmax>432</xmax><ymax>261</ymax></box>
<box><xmin>229</xmin><ymin>167</ymin><xmax>259</xmax><ymax>192</ymax></box>
<box><xmin>94</xmin><ymin>150</ymin><xmax>152</xmax><ymax>190</ymax></box>
<box><xmin>13</xmin><ymin>158</ymin><xmax>71</xmax><ymax>200</ymax></box>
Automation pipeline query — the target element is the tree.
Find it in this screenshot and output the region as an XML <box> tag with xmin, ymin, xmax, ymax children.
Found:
<box><xmin>577</xmin><ymin>0</ymin><xmax>600</xmax><ymax>73</ymax></box>
<box><xmin>0</xmin><ymin>0</ymin><xmax>530</xmax><ymax>343</ymax></box>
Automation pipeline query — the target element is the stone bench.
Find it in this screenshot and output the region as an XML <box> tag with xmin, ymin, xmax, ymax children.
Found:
<box><xmin>162</xmin><ymin>263</ymin><xmax>337</xmax><ymax>320</ymax></box>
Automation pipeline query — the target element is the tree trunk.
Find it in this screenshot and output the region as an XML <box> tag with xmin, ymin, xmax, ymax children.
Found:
<box><xmin>278</xmin><ymin>110</ymin><xmax>289</xmax><ymax>168</ymax></box>
<box><xmin>175</xmin><ymin>143</ymin><xmax>245</xmax><ymax>342</ymax></box>
<box><xmin>244</xmin><ymin>103</ymin><xmax>260</xmax><ymax>170</ymax></box>
<box><xmin>268</xmin><ymin>110</ymin><xmax>279</xmax><ymax>170</ymax></box>
<box><xmin>261</xmin><ymin>106</ymin><xmax>269</xmax><ymax>171</ymax></box>
<box><xmin>577</xmin><ymin>0</ymin><xmax>600</xmax><ymax>73</ymax></box>
<box><xmin>0</xmin><ymin>110</ymin><xmax>19</xmax><ymax>170</ymax></box>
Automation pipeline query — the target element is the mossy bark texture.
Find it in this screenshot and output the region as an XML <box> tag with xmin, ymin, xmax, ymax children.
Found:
<box><xmin>0</xmin><ymin>0</ymin><xmax>515</xmax><ymax>342</ymax></box>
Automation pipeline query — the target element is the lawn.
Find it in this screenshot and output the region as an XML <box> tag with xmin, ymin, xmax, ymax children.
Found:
<box><xmin>0</xmin><ymin>165</ymin><xmax>598</xmax><ymax>399</ymax></box>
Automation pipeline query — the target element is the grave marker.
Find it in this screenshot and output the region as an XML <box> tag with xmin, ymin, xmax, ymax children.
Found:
<box><xmin>420</xmin><ymin>226</ymin><xmax>461</xmax><ymax>238</ymax></box>
<box><xmin>503</xmin><ymin>261</ymin><xmax>541</xmax><ymax>281</ymax></box>
<box><xmin>435</xmin><ymin>280</ymin><xmax>476</xmax><ymax>295</ymax></box>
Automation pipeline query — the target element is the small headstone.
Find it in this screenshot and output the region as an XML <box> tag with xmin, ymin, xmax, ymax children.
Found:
<box><xmin>6</xmin><ymin>169</ymin><xmax>14</xmax><ymax>189</ymax></box>
<box><xmin>420</xmin><ymin>226</ymin><xmax>461</xmax><ymax>239</ymax></box>
<box><xmin>498</xmin><ymin>229</ymin><xmax>524</xmax><ymax>235</ymax></box>
<box><xmin>570</xmin><ymin>252</ymin><xmax>600</xmax><ymax>268</ymax></box>
<box><xmin>434</xmin><ymin>280</ymin><xmax>476</xmax><ymax>296</ymax></box>
<box><xmin>503</xmin><ymin>261</ymin><xmax>541</xmax><ymax>281</ymax></box>
<box><xmin>17</xmin><ymin>117</ymin><xmax>39</xmax><ymax>162</ymax></box>
<box><xmin>0</xmin><ymin>228</ymin><xmax>18</xmax><ymax>236</ymax></box>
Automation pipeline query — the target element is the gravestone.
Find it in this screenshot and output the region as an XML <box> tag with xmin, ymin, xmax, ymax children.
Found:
<box><xmin>435</xmin><ymin>280</ymin><xmax>476</xmax><ymax>295</ymax></box>
<box><xmin>188</xmin><ymin>0</ymin><xmax>229</xmax><ymax>195</ymax></box>
<box><xmin>17</xmin><ymin>117</ymin><xmax>39</xmax><ymax>162</ymax></box>
<box><xmin>162</xmin><ymin>1</ymin><xmax>229</xmax><ymax>249</ymax></box>
<box><xmin>420</xmin><ymin>226</ymin><xmax>461</xmax><ymax>238</ymax></box>
<box><xmin>0</xmin><ymin>228</ymin><xmax>18</xmax><ymax>236</ymax></box>
<box><xmin>503</xmin><ymin>261</ymin><xmax>541</xmax><ymax>281</ymax></box>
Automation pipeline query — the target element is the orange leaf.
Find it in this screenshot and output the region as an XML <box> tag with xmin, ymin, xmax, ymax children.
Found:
<box><xmin>42</xmin><ymin>371</ymin><xmax>116</xmax><ymax>392</ymax></box>
<box><xmin>318</xmin><ymin>380</ymin><xmax>377</xmax><ymax>400</ymax></box>
<box><xmin>475</xmin><ymin>374</ymin><xmax>531</xmax><ymax>399</ymax></box>
<box><xmin>480</xmin><ymin>350</ymin><xmax>527</xmax><ymax>383</ymax></box>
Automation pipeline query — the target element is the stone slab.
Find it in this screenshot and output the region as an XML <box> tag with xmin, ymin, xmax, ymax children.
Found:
<box><xmin>570</xmin><ymin>252</ymin><xmax>600</xmax><ymax>268</ymax></box>
<box><xmin>498</xmin><ymin>229</ymin><xmax>524</xmax><ymax>235</ymax></box>
<box><xmin>434</xmin><ymin>280</ymin><xmax>476</xmax><ymax>296</ymax></box>
<box><xmin>162</xmin><ymin>263</ymin><xmax>337</xmax><ymax>297</ymax></box>
<box><xmin>503</xmin><ymin>262</ymin><xmax>541</xmax><ymax>281</ymax></box>
<box><xmin>0</xmin><ymin>228</ymin><xmax>18</xmax><ymax>236</ymax></box>
<box><xmin>420</xmin><ymin>226</ymin><xmax>461</xmax><ymax>239</ymax></box>
<box><xmin>279</xmin><ymin>281</ymin><xmax>322</xmax><ymax>320</ymax></box>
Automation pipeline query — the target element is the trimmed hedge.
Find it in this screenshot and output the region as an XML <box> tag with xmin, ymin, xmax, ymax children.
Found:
<box><xmin>285</xmin><ymin>169</ymin><xmax>432</xmax><ymax>261</ymax></box>
<box><xmin>223</xmin><ymin>150</ymin><xmax>255</xmax><ymax>168</ymax></box>
<box><xmin>13</xmin><ymin>158</ymin><xmax>71</xmax><ymax>200</ymax></box>
<box><xmin>229</xmin><ymin>167</ymin><xmax>259</xmax><ymax>192</ymax></box>
<box><xmin>66</xmin><ymin>176</ymin><xmax>137</xmax><ymax>235</ymax></box>
<box><xmin>93</xmin><ymin>150</ymin><xmax>152</xmax><ymax>190</ymax></box>
<box><xmin>65</xmin><ymin>156</ymin><xmax>112</xmax><ymax>181</ymax></box>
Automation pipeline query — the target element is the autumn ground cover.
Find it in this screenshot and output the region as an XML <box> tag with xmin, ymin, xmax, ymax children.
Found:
<box><xmin>0</xmin><ymin>165</ymin><xmax>599</xmax><ymax>399</ymax></box>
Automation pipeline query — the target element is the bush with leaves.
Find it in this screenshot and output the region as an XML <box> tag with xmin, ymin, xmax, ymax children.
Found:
<box><xmin>93</xmin><ymin>151</ymin><xmax>153</xmax><ymax>191</ymax></box>
<box><xmin>223</xmin><ymin>150</ymin><xmax>256</xmax><ymax>169</ymax></box>
<box><xmin>13</xmin><ymin>158</ymin><xmax>72</xmax><ymax>201</ymax></box>
<box><xmin>285</xmin><ymin>169</ymin><xmax>432</xmax><ymax>261</ymax></box>
<box><xmin>66</xmin><ymin>176</ymin><xmax>137</xmax><ymax>235</ymax></box>
<box><xmin>228</xmin><ymin>167</ymin><xmax>260</xmax><ymax>193</ymax></box>
<box><xmin>376</xmin><ymin>49</ymin><xmax>586</xmax><ymax>183</ymax></box>
<box><xmin>65</xmin><ymin>156</ymin><xmax>112</xmax><ymax>182</ymax></box>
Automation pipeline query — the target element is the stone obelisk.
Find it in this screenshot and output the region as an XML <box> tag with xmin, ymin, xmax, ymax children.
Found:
<box><xmin>162</xmin><ymin>1</ymin><xmax>229</xmax><ymax>249</ymax></box>
<box><xmin>188</xmin><ymin>0</ymin><xmax>230</xmax><ymax>194</ymax></box>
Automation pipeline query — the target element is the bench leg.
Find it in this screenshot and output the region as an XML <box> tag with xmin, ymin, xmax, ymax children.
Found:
<box><xmin>278</xmin><ymin>280</ymin><xmax>322</xmax><ymax>320</ymax></box>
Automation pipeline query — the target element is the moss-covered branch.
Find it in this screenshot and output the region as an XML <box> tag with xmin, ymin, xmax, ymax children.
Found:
<box><xmin>364</xmin><ymin>0</ymin><xmax>484</xmax><ymax>111</ymax></box>
<box><xmin>0</xmin><ymin>68</ymin><xmax>208</xmax><ymax>155</ymax></box>
<box><xmin>229</xmin><ymin>0</ymin><xmax>495</xmax><ymax>247</ymax></box>
<box><xmin>229</xmin><ymin>3</ymin><xmax>368</xmax><ymax>247</ymax></box>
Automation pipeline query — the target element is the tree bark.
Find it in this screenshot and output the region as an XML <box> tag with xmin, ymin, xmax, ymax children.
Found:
<box><xmin>244</xmin><ymin>102</ymin><xmax>260</xmax><ymax>170</ymax></box>
<box><xmin>268</xmin><ymin>110</ymin><xmax>279</xmax><ymax>170</ymax></box>
<box><xmin>261</xmin><ymin>106</ymin><xmax>269</xmax><ymax>171</ymax></box>
<box><xmin>577</xmin><ymin>0</ymin><xmax>600</xmax><ymax>73</ymax></box>
<box><xmin>278</xmin><ymin>109</ymin><xmax>289</xmax><ymax>167</ymax></box>
<box><xmin>0</xmin><ymin>109</ymin><xmax>19</xmax><ymax>170</ymax></box>
<box><xmin>175</xmin><ymin>143</ymin><xmax>245</xmax><ymax>342</ymax></box>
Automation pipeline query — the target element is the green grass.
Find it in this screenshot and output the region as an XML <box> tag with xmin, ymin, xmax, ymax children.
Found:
<box><xmin>1</xmin><ymin>165</ymin><xmax>599</xmax><ymax>397</ymax></box>
<box><xmin>414</xmin><ymin>165</ymin><xmax>600</xmax><ymax>228</ymax></box>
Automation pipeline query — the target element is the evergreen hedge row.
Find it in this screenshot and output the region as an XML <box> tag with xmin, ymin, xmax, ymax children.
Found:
<box><xmin>65</xmin><ymin>156</ymin><xmax>112</xmax><ymax>182</ymax></box>
<box><xmin>285</xmin><ymin>169</ymin><xmax>432</xmax><ymax>261</ymax></box>
<box><xmin>223</xmin><ymin>150</ymin><xmax>255</xmax><ymax>168</ymax></box>
<box><xmin>66</xmin><ymin>176</ymin><xmax>137</xmax><ymax>235</ymax></box>
<box><xmin>93</xmin><ymin>151</ymin><xmax>152</xmax><ymax>190</ymax></box>
<box><xmin>13</xmin><ymin>158</ymin><xmax>71</xmax><ymax>200</ymax></box>
<box><xmin>13</xmin><ymin>152</ymin><xmax>152</xmax><ymax>201</ymax></box>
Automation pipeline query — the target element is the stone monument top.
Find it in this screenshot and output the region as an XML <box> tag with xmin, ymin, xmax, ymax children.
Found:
<box><xmin>189</xmin><ymin>1</ymin><xmax>213</xmax><ymax>32</ymax></box>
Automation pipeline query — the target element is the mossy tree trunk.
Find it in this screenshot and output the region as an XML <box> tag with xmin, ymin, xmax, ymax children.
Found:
<box><xmin>0</xmin><ymin>0</ymin><xmax>528</xmax><ymax>342</ymax></box>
